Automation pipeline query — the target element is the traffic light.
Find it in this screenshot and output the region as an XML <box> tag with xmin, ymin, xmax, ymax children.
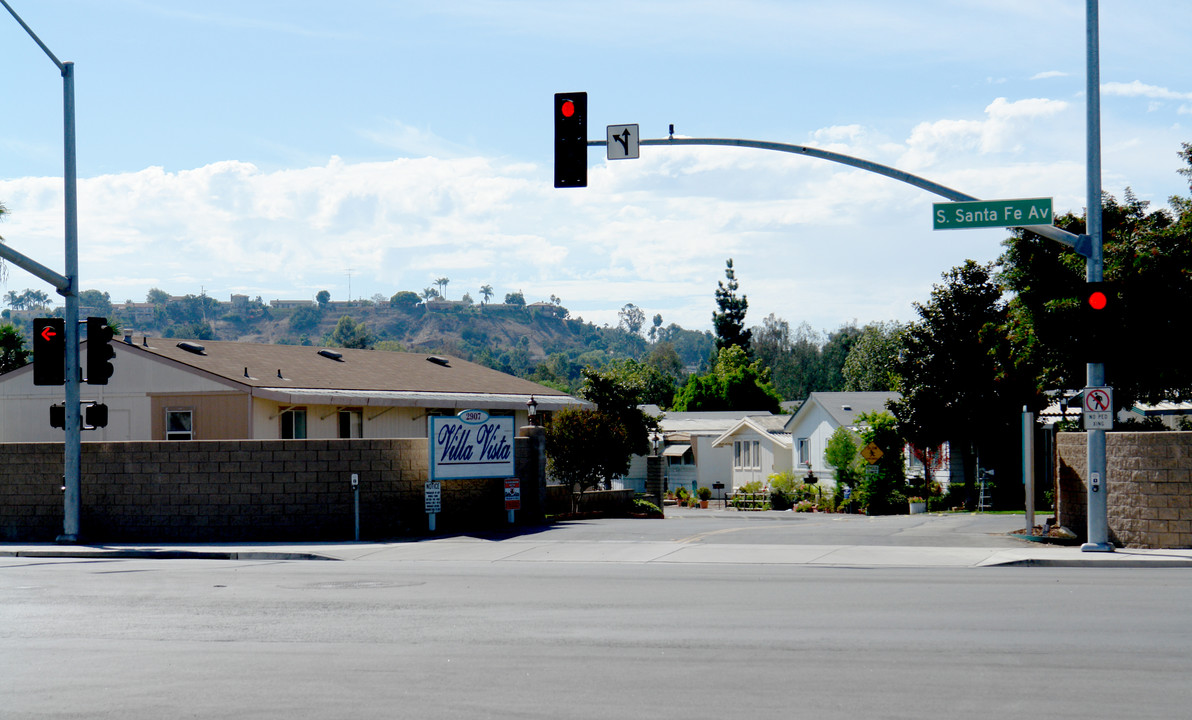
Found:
<box><xmin>1080</xmin><ymin>282</ymin><xmax>1118</xmax><ymax>362</ymax></box>
<box><xmin>554</xmin><ymin>92</ymin><xmax>587</xmax><ymax>188</ymax></box>
<box><xmin>50</xmin><ymin>403</ymin><xmax>66</xmax><ymax>429</ymax></box>
<box><xmin>86</xmin><ymin>316</ymin><xmax>116</xmax><ymax>384</ymax></box>
<box><xmin>33</xmin><ymin>318</ymin><xmax>66</xmax><ymax>386</ymax></box>
<box><xmin>84</xmin><ymin>402</ymin><xmax>109</xmax><ymax>429</ymax></box>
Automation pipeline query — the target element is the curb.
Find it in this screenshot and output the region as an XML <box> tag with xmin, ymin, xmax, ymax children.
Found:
<box><xmin>0</xmin><ymin>549</ymin><xmax>340</xmax><ymax>562</ymax></box>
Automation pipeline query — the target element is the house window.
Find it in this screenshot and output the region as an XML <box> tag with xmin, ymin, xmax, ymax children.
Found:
<box><xmin>338</xmin><ymin>409</ymin><xmax>362</xmax><ymax>439</ymax></box>
<box><xmin>165</xmin><ymin>409</ymin><xmax>193</xmax><ymax>440</ymax></box>
<box><xmin>280</xmin><ymin>408</ymin><xmax>307</xmax><ymax>439</ymax></box>
<box><xmin>798</xmin><ymin>438</ymin><xmax>810</xmax><ymax>466</ymax></box>
<box><xmin>734</xmin><ymin>441</ymin><xmax>742</xmax><ymax>468</ymax></box>
<box><xmin>752</xmin><ymin>441</ymin><xmax>760</xmax><ymax>469</ymax></box>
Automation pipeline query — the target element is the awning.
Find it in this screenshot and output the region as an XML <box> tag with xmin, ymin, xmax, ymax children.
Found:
<box><xmin>662</xmin><ymin>444</ymin><xmax>692</xmax><ymax>458</ymax></box>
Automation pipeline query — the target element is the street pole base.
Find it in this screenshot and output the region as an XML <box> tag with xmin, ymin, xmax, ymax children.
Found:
<box><xmin>55</xmin><ymin>534</ymin><xmax>80</xmax><ymax>545</ymax></box>
<box><xmin>1080</xmin><ymin>541</ymin><xmax>1115</xmax><ymax>553</ymax></box>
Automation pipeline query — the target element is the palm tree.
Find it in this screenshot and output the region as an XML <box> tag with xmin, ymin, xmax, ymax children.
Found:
<box><xmin>435</xmin><ymin>277</ymin><xmax>450</xmax><ymax>299</ymax></box>
<box><xmin>3</xmin><ymin>290</ymin><xmax>21</xmax><ymax>311</ymax></box>
<box><xmin>480</xmin><ymin>284</ymin><xmax>494</xmax><ymax>305</ymax></box>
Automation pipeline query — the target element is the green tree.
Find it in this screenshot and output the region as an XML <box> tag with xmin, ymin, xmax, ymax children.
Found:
<box><xmin>78</xmin><ymin>289</ymin><xmax>113</xmax><ymax>317</ymax></box>
<box><xmin>0</xmin><ymin>323</ymin><xmax>30</xmax><ymax>374</ymax></box>
<box><xmin>854</xmin><ymin>410</ymin><xmax>908</xmax><ymax>515</ymax></box>
<box><xmin>504</xmin><ymin>291</ymin><xmax>525</xmax><ymax>306</ymax></box>
<box><xmin>824</xmin><ymin>425</ymin><xmax>862</xmax><ymax>489</ymax></box>
<box><xmin>316</xmin><ymin>290</ymin><xmax>331</xmax><ymax>308</ymax></box>
<box><xmin>889</xmin><ymin>261</ymin><xmax>1024</xmax><ymax>509</ymax></box>
<box><xmin>435</xmin><ymin>277</ymin><xmax>450</xmax><ymax>299</ymax></box>
<box><xmin>328</xmin><ymin>315</ymin><xmax>372</xmax><ymax>349</ymax></box>
<box><xmin>546</xmin><ymin>407</ymin><xmax>632</xmax><ymax>510</ymax></box>
<box><xmin>288</xmin><ymin>304</ymin><xmax>322</xmax><ymax>332</ymax></box>
<box><xmin>578</xmin><ymin>365</ymin><xmax>657</xmax><ymax>458</ymax></box>
<box><xmin>146</xmin><ymin>287</ymin><xmax>170</xmax><ymax>305</ymax></box>
<box><xmin>842</xmin><ymin>321</ymin><xmax>905</xmax><ymax>392</ymax></box>
<box><xmin>671</xmin><ymin>345</ymin><xmax>782</xmax><ymax>412</ymax></box>
<box><xmin>480</xmin><ymin>284</ymin><xmax>494</xmax><ymax>305</ymax></box>
<box><xmin>999</xmin><ymin>146</ymin><xmax>1192</xmax><ymax>407</ymax></box>
<box><xmin>712</xmin><ymin>258</ymin><xmax>751</xmax><ymax>354</ymax></box>
<box><xmin>618</xmin><ymin>303</ymin><xmax>645</xmax><ymax>336</ymax></box>
<box><xmin>587</xmin><ymin>357</ymin><xmax>676</xmax><ymax>409</ymax></box>
<box><xmin>390</xmin><ymin>290</ymin><xmax>421</xmax><ymax>310</ymax></box>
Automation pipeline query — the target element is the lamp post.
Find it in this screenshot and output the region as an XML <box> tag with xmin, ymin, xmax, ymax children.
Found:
<box><xmin>526</xmin><ymin>395</ymin><xmax>539</xmax><ymax>426</ymax></box>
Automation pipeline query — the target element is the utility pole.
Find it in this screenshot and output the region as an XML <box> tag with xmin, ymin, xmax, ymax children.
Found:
<box><xmin>1081</xmin><ymin>0</ymin><xmax>1113</xmax><ymax>552</ymax></box>
<box><xmin>2</xmin><ymin>0</ymin><xmax>83</xmax><ymax>542</ymax></box>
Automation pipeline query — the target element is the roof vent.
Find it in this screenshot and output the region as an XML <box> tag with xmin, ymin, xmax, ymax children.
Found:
<box><xmin>177</xmin><ymin>342</ymin><xmax>206</xmax><ymax>355</ymax></box>
<box><xmin>318</xmin><ymin>349</ymin><xmax>344</xmax><ymax>361</ymax></box>
<box><xmin>841</xmin><ymin>405</ymin><xmax>852</xmax><ymax>411</ymax></box>
<box><xmin>426</xmin><ymin>356</ymin><xmax>450</xmax><ymax>367</ymax></box>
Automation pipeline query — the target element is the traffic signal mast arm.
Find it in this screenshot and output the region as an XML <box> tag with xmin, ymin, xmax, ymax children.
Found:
<box><xmin>586</xmin><ymin>135</ymin><xmax>1084</xmax><ymax>254</ymax></box>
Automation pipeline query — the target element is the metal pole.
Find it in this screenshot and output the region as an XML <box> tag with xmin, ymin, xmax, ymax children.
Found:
<box><xmin>60</xmin><ymin>61</ymin><xmax>82</xmax><ymax>543</ymax></box>
<box><xmin>2</xmin><ymin>1</ymin><xmax>83</xmax><ymax>543</ymax></box>
<box><xmin>1023</xmin><ymin>408</ymin><xmax>1035</xmax><ymax>534</ymax></box>
<box><xmin>1082</xmin><ymin>0</ymin><xmax>1112</xmax><ymax>552</ymax></box>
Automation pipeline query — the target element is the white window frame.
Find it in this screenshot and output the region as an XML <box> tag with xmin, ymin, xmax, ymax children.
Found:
<box><xmin>165</xmin><ymin>408</ymin><xmax>193</xmax><ymax>441</ymax></box>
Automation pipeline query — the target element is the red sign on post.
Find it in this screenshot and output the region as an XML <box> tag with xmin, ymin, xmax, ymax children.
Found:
<box><xmin>504</xmin><ymin>479</ymin><xmax>521</xmax><ymax>511</ymax></box>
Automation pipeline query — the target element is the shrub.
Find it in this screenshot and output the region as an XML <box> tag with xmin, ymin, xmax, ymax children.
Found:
<box><xmin>697</xmin><ymin>486</ymin><xmax>712</xmax><ymax>501</ymax></box>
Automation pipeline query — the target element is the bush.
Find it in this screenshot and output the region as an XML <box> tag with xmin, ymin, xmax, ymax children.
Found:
<box><xmin>632</xmin><ymin>498</ymin><xmax>663</xmax><ymax>517</ymax></box>
<box><xmin>697</xmin><ymin>486</ymin><xmax>712</xmax><ymax>501</ymax></box>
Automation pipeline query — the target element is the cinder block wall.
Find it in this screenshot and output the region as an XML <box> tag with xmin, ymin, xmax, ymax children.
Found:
<box><xmin>1056</xmin><ymin>432</ymin><xmax>1192</xmax><ymax>548</ymax></box>
<box><xmin>1</xmin><ymin>437</ymin><xmax>543</xmax><ymax>543</ymax></box>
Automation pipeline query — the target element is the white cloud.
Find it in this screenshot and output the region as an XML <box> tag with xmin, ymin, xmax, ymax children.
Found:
<box><xmin>1102</xmin><ymin>81</ymin><xmax>1192</xmax><ymax>101</ymax></box>
<box><xmin>1031</xmin><ymin>71</ymin><xmax>1069</xmax><ymax>80</ymax></box>
<box><xmin>899</xmin><ymin>97</ymin><xmax>1070</xmax><ymax>169</ymax></box>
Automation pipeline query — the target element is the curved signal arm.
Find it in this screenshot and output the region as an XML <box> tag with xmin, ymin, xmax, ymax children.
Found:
<box><xmin>588</xmin><ymin>136</ymin><xmax>1085</xmax><ymax>254</ymax></box>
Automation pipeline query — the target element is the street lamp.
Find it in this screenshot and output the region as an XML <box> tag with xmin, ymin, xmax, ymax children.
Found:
<box><xmin>526</xmin><ymin>395</ymin><xmax>538</xmax><ymax>426</ymax></box>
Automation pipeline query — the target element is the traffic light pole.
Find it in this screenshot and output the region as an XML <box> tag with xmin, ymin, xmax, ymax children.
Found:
<box><xmin>2</xmin><ymin>1</ymin><xmax>83</xmax><ymax>542</ymax></box>
<box><xmin>1082</xmin><ymin>0</ymin><xmax>1112</xmax><ymax>552</ymax></box>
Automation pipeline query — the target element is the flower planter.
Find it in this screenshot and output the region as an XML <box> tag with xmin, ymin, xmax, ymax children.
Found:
<box><xmin>908</xmin><ymin>501</ymin><xmax>927</xmax><ymax>514</ymax></box>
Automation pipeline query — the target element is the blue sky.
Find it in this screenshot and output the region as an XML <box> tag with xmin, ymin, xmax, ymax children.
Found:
<box><xmin>2</xmin><ymin>0</ymin><xmax>1190</xmax><ymax>335</ymax></box>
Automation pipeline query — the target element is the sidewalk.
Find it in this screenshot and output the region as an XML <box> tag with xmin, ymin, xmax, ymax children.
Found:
<box><xmin>5</xmin><ymin>537</ymin><xmax>1192</xmax><ymax>568</ymax></box>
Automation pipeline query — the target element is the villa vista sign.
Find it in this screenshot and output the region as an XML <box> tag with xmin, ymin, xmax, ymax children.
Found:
<box><xmin>429</xmin><ymin>410</ymin><xmax>515</xmax><ymax>480</ymax></box>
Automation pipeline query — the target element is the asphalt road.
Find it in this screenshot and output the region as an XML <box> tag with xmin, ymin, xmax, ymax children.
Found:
<box><xmin>4</xmin><ymin>513</ymin><xmax>1190</xmax><ymax>720</ymax></box>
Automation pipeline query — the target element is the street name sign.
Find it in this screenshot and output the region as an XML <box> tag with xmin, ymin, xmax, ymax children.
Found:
<box><xmin>933</xmin><ymin>197</ymin><xmax>1053</xmax><ymax>230</ymax></box>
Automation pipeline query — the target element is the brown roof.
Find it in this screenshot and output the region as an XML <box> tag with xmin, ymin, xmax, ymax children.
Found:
<box><xmin>117</xmin><ymin>338</ymin><xmax>572</xmax><ymax>398</ymax></box>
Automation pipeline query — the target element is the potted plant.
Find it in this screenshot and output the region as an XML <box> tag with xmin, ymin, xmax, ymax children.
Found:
<box><xmin>697</xmin><ymin>486</ymin><xmax>711</xmax><ymax>508</ymax></box>
<box><xmin>908</xmin><ymin>496</ymin><xmax>927</xmax><ymax>514</ymax></box>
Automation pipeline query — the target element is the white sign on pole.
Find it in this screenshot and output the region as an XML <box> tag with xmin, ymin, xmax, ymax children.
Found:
<box><xmin>606</xmin><ymin>124</ymin><xmax>640</xmax><ymax>160</ymax></box>
<box><xmin>1082</xmin><ymin>387</ymin><xmax>1114</xmax><ymax>430</ymax></box>
<box><xmin>429</xmin><ymin>410</ymin><xmax>516</xmax><ymax>481</ymax></box>
<box><xmin>425</xmin><ymin>480</ymin><xmax>442</xmax><ymax>513</ymax></box>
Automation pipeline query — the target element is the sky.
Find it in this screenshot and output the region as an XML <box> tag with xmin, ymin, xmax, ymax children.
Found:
<box><xmin>2</xmin><ymin>0</ymin><xmax>1190</xmax><ymax>337</ymax></box>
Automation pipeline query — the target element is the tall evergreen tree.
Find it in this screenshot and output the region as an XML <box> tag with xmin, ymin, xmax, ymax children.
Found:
<box><xmin>712</xmin><ymin>258</ymin><xmax>751</xmax><ymax>355</ymax></box>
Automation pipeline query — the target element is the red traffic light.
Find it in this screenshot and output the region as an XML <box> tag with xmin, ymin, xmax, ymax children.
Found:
<box><xmin>1088</xmin><ymin>290</ymin><xmax>1108</xmax><ymax>310</ymax></box>
<box><xmin>560</xmin><ymin>99</ymin><xmax>575</xmax><ymax>118</ymax></box>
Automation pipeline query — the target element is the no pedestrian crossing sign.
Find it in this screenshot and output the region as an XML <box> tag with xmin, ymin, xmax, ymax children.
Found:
<box><xmin>933</xmin><ymin>197</ymin><xmax>1053</xmax><ymax>230</ymax></box>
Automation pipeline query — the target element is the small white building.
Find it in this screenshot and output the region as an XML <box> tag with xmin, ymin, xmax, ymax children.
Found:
<box><xmin>711</xmin><ymin>415</ymin><xmax>793</xmax><ymax>490</ymax></box>
<box><xmin>619</xmin><ymin>410</ymin><xmax>779</xmax><ymax>498</ymax></box>
<box><xmin>786</xmin><ymin>392</ymin><xmax>900</xmax><ymax>486</ymax></box>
